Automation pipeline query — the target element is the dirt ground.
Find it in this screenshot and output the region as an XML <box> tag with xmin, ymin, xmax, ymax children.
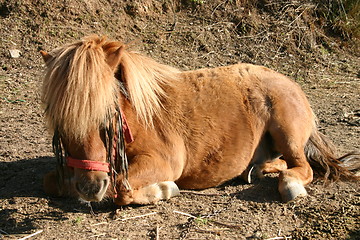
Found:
<box><xmin>0</xmin><ymin>0</ymin><xmax>359</xmax><ymax>239</ymax></box>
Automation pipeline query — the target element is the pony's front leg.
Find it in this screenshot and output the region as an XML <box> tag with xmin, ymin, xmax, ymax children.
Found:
<box><xmin>43</xmin><ymin>167</ymin><xmax>75</xmax><ymax>197</ymax></box>
<box><xmin>115</xmin><ymin>181</ymin><xmax>179</xmax><ymax>205</ymax></box>
<box><xmin>113</xmin><ymin>155</ymin><xmax>180</xmax><ymax>205</ymax></box>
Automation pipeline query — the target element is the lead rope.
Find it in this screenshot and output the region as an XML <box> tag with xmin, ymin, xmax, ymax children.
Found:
<box><xmin>106</xmin><ymin>108</ymin><xmax>131</xmax><ymax>200</ymax></box>
<box><xmin>52</xmin><ymin>128</ymin><xmax>65</xmax><ymax>195</ymax></box>
<box><xmin>52</xmin><ymin>107</ymin><xmax>131</xmax><ymax>200</ymax></box>
<box><xmin>104</xmin><ymin>114</ymin><xmax>116</xmax><ymax>197</ymax></box>
<box><xmin>116</xmin><ymin>81</ymin><xmax>132</xmax><ymax>192</ymax></box>
<box><xmin>116</xmin><ymin>108</ymin><xmax>131</xmax><ymax>191</ymax></box>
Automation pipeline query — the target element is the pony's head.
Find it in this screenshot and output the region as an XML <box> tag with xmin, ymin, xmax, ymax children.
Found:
<box><xmin>41</xmin><ymin>36</ymin><xmax>126</xmax><ymax>201</ymax></box>
<box><xmin>41</xmin><ymin>35</ymin><xmax>179</xmax><ymax>202</ymax></box>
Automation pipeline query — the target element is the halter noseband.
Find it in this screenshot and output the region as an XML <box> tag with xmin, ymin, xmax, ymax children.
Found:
<box><xmin>52</xmin><ymin>106</ymin><xmax>134</xmax><ymax>197</ymax></box>
<box><xmin>64</xmin><ymin>109</ymin><xmax>133</xmax><ymax>173</ymax></box>
<box><xmin>66</xmin><ymin>157</ymin><xmax>111</xmax><ymax>172</ymax></box>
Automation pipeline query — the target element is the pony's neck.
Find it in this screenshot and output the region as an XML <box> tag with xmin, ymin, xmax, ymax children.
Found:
<box><xmin>118</xmin><ymin>50</ymin><xmax>180</xmax><ymax>128</ymax></box>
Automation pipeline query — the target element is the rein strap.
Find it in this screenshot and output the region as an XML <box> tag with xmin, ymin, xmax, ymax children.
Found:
<box><xmin>120</xmin><ymin>108</ymin><xmax>134</xmax><ymax>144</ymax></box>
<box><xmin>65</xmin><ymin>109</ymin><xmax>133</xmax><ymax>174</ymax></box>
<box><xmin>66</xmin><ymin>156</ymin><xmax>110</xmax><ymax>172</ymax></box>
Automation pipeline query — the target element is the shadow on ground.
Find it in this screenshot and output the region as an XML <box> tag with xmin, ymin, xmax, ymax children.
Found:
<box><xmin>0</xmin><ymin>157</ymin><xmax>53</xmax><ymax>199</ymax></box>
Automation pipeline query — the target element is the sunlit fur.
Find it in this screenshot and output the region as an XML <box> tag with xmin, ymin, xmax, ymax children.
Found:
<box><xmin>42</xmin><ymin>35</ymin><xmax>358</xmax><ymax>205</ymax></box>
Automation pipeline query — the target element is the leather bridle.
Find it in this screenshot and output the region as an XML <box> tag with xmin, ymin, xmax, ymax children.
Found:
<box><xmin>52</xmin><ymin>106</ymin><xmax>133</xmax><ymax>197</ymax></box>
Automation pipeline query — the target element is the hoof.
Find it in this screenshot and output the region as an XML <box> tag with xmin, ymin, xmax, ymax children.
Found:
<box><xmin>157</xmin><ymin>181</ymin><xmax>180</xmax><ymax>199</ymax></box>
<box><xmin>279</xmin><ymin>180</ymin><xmax>307</xmax><ymax>202</ymax></box>
<box><xmin>119</xmin><ymin>181</ymin><xmax>180</xmax><ymax>205</ymax></box>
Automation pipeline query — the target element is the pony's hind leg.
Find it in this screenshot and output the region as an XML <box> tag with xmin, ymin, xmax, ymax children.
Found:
<box><xmin>268</xmin><ymin>101</ymin><xmax>314</xmax><ymax>202</ymax></box>
<box><xmin>269</xmin><ymin>131</ymin><xmax>314</xmax><ymax>201</ymax></box>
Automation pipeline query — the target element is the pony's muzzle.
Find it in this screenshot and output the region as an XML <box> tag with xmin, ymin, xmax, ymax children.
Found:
<box><xmin>73</xmin><ymin>171</ymin><xmax>110</xmax><ymax>202</ymax></box>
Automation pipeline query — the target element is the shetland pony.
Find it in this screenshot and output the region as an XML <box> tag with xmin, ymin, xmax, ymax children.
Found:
<box><xmin>40</xmin><ymin>35</ymin><xmax>358</xmax><ymax>205</ymax></box>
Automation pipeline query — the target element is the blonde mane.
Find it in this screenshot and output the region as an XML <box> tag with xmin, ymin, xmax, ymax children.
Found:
<box><xmin>42</xmin><ymin>36</ymin><xmax>119</xmax><ymax>140</ymax></box>
<box><xmin>42</xmin><ymin>35</ymin><xmax>180</xmax><ymax>139</ymax></box>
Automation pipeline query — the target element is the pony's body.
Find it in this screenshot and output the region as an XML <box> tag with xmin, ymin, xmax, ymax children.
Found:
<box><xmin>41</xmin><ymin>36</ymin><xmax>357</xmax><ymax>205</ymax></box>
<box><xmin>140</xmin><ymin>64</ymin><xmax>312</xmax><ymax>189</ymax></box>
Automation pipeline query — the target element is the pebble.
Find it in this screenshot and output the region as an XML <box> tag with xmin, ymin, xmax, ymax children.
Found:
<box><xmin>9</xmin><ymin>49</ymin><xmax>21</xmax><ymax>58</ymax></box>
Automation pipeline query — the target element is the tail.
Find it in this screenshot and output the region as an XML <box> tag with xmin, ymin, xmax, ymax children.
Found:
<box><xmin>304</xmin><ymin>130</ymin><xmax>359</xmax><ymax>181</ymax></box>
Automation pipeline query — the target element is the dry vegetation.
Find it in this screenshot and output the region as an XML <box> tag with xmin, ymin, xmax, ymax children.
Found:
<box><xmin>0</xmin><ymin>0</ymin><xmax>359</xmax><ymax>239</ymax></box>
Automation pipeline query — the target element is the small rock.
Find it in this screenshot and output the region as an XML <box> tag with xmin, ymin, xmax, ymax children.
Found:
<box><xmin>9</xmin><ymin>49</ymin><xmax>21</xmax><ymax>58</ymax></box>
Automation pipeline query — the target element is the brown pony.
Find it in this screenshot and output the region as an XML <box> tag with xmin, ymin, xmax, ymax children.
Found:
<box><xmin>40</xmin><ymin>35</ymin><xmax>358</xmax><ymax>205</ymax></box>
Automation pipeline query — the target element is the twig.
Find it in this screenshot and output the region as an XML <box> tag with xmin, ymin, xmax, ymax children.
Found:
<box><xmin>169</xmin><ymin>0</ymin><xmax>177</xmax><ymax>32</ymax></box>
<box><xmin>0</xmin><ymin>229</ymin><xmax>9</xmax><ymax>235</ymax></box>
<box><xmin>264</xmin><ymin>236</ymin><xmax>292</xmax><ymax>240</ymax></box>
<box><xmin>211</xmin><ymin>0</ymin><xmax>228</xmax><ymax>17</ymax></box>
<box><xmin>115</xmin><ymin>212</ymin><xmax>158</xmax><ymax>221</ymax></box>
<box><xmin>155</xmin><ymin>225</ymin><xmax>160</xmax><ymax>240</ymax></box>
<box><xmin>18</xmin><ymin>230</ymin><xmax>44</xmax><ymax>240</ymax></box>
<box><xmin>173</xmin><ymin>210</ymin><xmax>197</xmax><ymax>219</ymax></box>
<box><xmin>288</xmin><ymin>7</ymin><xmax>307</xmax><ymax>26</ymax></box>
<box><xmin>89</xmin><ymin>233</ymin><xmax>106</xmax><ymax>238</ymax></box>
<box><xmin>91</xmin><ymin>222</ymin><xmax>108</xmax><ymax>226</ymax></box>
<box><xmin>87</xmin><ymin>202</ymin><xmax>96</xmax><ymax>216</ymax></box>
<box><xmin>173</xmin><ymin>210</ymin><xmax>241</xmax><ymax>229</ymax></box>
<box><xmin>180</xmin><ymin>190</ymin><xmax>225</xmax><ymax>196</ymax></box>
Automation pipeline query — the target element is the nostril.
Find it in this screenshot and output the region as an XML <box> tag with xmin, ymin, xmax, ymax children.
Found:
<box><xmin>74</xmin><ymin>175</ymin><xmax>110</xmax><ymax>202</ymax></box>
<box><xmin>75</xmin><ymin>181</ymin><xmax>100</xmax><ymax>196</ymax></box>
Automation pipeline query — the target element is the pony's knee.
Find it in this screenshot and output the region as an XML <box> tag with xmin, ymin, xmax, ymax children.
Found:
<box><xmin>114</xmin><ymin>181</ymin><xmax>180</xmax><ymax>205</ymax></box>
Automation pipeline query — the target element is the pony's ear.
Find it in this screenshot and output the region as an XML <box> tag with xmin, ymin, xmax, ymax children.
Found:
<box><xmin>106</xmin><ymin>46</ymin><xmax>125</xmax><ymax>71</ymax></box>
<box><xmin>40</xmin><ymin>50</ymin><xmax>53</xmax><ymax>63</ymax></box>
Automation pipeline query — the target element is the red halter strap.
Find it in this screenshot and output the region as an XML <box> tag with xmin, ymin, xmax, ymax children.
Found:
<box><xmin>65</xmin><ymin>109</ymin><xmax>133</xmax><ymax>173</ymax></box>
<box><xmin>66</xmin><ymin>157</ymin><xmax>110</xmax><ymax>172</ymax></box>
<box><xmin>120</xmin><ymin>108</ymin><xmax>134</xmax><ymax>144</ymax></box>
